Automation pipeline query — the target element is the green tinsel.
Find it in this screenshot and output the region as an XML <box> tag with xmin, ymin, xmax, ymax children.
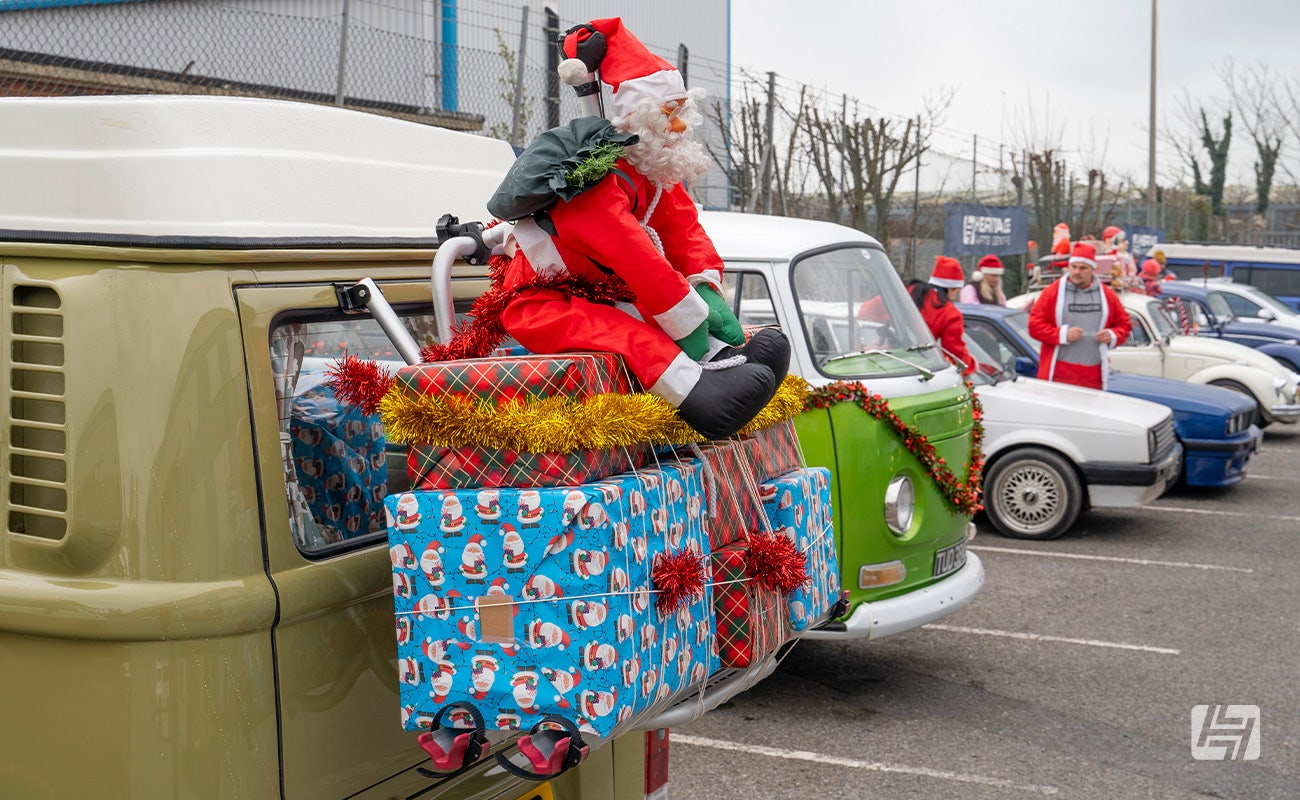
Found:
<box><xmin>564</xmin><ymin>143</ymin><xmax>625</xmax><ymax>190</ymax></box>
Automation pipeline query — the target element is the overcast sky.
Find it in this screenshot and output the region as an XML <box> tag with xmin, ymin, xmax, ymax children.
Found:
<box><xmin>730</xmin><ymin>0</ymin><xmax>1300</xmax><ymax>193</ymax></box>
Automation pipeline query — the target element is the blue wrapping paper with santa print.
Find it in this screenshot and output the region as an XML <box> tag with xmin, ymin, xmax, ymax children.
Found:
<box><xmin>385</xmin><ymin>459</ymin><xmax>715</xmax><ymax>739</ymax></box>
<box><xmin>757</xmin><ymin>466</ymin><xmax>840</xmax><ymax>632</ymax></box>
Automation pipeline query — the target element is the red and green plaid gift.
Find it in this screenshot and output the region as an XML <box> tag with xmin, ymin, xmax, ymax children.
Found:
<box><xmin>394</xmin><ymin>352</ymin><xmax>652</xmax><ymax>489</ymax></box>
<box><xmin>690</xmin><ymin>421</ymin><xmax>805</xmax><ymax>548</ymax></box>
<box><xmin>710</xmin><ymin>542</ymin><xmax>788</xmax><ymax>668</ymax></box>
<box><xmin>409</xmin><ymin>443</ymin><xmax>654</xmax><ymax>490</ymax></box>
<box><xmin>393</xmin><ymin>351</ymin><xmax>637</xmax><ymax>403</ymax></box>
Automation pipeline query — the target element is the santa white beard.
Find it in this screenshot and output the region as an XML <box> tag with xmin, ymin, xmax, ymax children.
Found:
<box><xmin>619</xmin><ymin>92</ymin><xmax>712</xmax><ymax>188</ymax></box>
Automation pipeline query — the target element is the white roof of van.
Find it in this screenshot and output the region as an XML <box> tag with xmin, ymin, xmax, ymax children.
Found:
<box><xmin>1153</xmin><ymin>242</ymin><xmax>1300</xmax><ymax>264</ymax></box>
<box><xmin>699</xmin><ymin>210</ymin><xmax>879</xmax><ymax>261</ymax></box>
<box><xmin>0</xmin><ymin>95</ymin><xmax>518</xmax><ymax>240</ymax></box>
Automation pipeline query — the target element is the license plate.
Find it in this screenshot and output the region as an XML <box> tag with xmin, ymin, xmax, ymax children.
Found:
<box><xmin>933</xmin><ymin>540</ymin><xmax>967</xmax><ymax>578</ymax></box>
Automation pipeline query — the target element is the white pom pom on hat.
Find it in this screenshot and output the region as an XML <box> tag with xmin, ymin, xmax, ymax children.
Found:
<box><xmin>557</xmin><ymin>58</ymin><xmax>591</xmax><ymax>87</ymax></box>
<box><xmin>559</xmin><ymin>18</ymin><xmax>686</xmax><ymax>119</ymax></box>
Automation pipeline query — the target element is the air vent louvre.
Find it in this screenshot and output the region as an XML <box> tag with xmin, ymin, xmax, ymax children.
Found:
<box><xmin>7</xmin><ymin>284</ymin><xmax>69</xmax><ymax>541</ymax></box>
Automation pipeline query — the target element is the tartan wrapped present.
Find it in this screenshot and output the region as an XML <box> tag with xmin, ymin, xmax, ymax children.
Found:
<box><xmin>395</xmin><ymin>352</ymin><xmax>654</xmax><ymax>489</ymax></box>
<box><xmin>687</xmin><ymin>422</ymin><xmax>804</xmax><ymax>548</ymax></box>
<box><xmin>408</xmin><ymin>443</ymin><xmax>655</xmax><ymax>491</ymax></box>
<box><xmin>759</xmin><ymin>466</ymin><xmax>841</xmax><ymax>632</ymax></box>
<box><xmin>386</xmin><ymin>459</ymin><xmax>715</xmax><ymax>739</ymax></box>
<box><xmin>710</xmin><ymin>541</ymin><xmax>788</xmax><ymax>668</ymax></box>
<box><xmin>393</xmin><ymin>351</ymin><xmax>637</xmax><ymax>403</ymax></box>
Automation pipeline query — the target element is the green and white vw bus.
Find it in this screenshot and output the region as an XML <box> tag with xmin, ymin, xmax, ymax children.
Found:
<box><xmin>700</xmin><ymin>212</ymin><xmax>984</xmax><ymax>641</ymax></box>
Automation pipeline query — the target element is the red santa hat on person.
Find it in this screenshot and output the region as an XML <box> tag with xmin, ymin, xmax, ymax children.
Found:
<box><xmin>1141</xmin><ymin>258</ymin><xmax>1162</xmax><ymax>277</ymax></box>
<box><xmin>1068</xmin><ymin>242</ymin><xmax>1098</xmax><ymax>269</ymax></box>
<box><xmin>557</xmin><ymin>18</ymin><xmax>687</xmax><ymax>121</ymax></box>
<box><xmin>972</xmin><ymin>253</ymin><xmax>1004</xmax><ymax>281</ymax></box>
<box><xmin>929</xmin><ymin>255</ymin><xmax>966</xmax><ymax>288</ymax></box>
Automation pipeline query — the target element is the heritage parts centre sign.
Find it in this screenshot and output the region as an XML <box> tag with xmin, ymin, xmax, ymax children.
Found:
<box><xmin>943</xmin><ymin>203</ymin><xmax>1029</xmax><ymax>257</ymax></box>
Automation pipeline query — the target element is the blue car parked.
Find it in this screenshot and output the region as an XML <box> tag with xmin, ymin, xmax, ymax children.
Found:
<box><xmin>1157</xmin><ymin>282</ymin><xmax>1300</xmax><ymax>371</ymax></box>
<box><xmin>959</xmin><ymin>303</ymin><xmax>1262</xmax><ymax>488</ymax></box>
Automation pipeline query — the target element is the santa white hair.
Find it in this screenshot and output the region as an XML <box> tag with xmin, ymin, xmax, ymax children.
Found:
<box><xmin>619</xmin><ymin>87</ymin><xmax>712</xmax><ymax>187</ymax></box>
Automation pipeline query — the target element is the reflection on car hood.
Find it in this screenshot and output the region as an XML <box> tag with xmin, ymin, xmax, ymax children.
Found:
<box><xmin>975</xmin><ymin>376</ymin><xmax>1170</xmax><ymax>432</ymax></box>
<box><xmin>1108</xmin><ymin>373</ymin><xmax>1256</xmax><ymax>417</ymax></box>
<box><xmin>1165</xmin><ymin>335</ymin><xmax>1296</xmax><ymax>378</ymax></box>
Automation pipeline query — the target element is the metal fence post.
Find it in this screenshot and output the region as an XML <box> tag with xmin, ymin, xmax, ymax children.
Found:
<box><xmin>334</xmin><ymin>0</ymin><xmax>351</xmax><ymax>107</ymax></box>
<box><xmin>509</xmin><ymin>4</ymin><xmax>530</xmax><ymax>148</ymax></box>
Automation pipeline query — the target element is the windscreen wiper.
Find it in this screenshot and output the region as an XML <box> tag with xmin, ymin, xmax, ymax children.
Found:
<box><xmin>823</xmin><ymin>348</ymin><xmax>935</xmax><ymax>380</ymax></box>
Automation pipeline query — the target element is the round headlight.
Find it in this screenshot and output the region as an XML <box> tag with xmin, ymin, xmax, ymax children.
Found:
<box><xmin>883</xmin><ymin>475</ymin><xmax>915</xmax><ymax>535</ymax></box>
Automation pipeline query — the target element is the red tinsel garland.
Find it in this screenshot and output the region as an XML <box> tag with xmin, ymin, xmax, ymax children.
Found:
<box><xmin>804</xmin><ymin>379</ymin><xmax>986</xmax><ymax>516</ymax></box>
<box><xmin>326</xmin><ymin>354</ymin><xmax>395</xmax><ymax>416</ymax></box>
<box><xmin>744</xmin><ymin>532</ymin><xmax>808</xmax><ymax>594</ymax></box>
<box><xmin>419</xmin><ymin>254</ymin><xmax>638</xmax><ymax>363</ymax></box>
<box><xmin>650</xmin><ymin>548</ymin><xmax>706</xmax><ymax>614</ymax></box>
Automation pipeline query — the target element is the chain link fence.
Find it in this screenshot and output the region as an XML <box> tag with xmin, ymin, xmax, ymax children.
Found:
<box><xmin>2</xmin><ymin>0</ymin><xmax>1287</xmax><ymax>271</ymax></box>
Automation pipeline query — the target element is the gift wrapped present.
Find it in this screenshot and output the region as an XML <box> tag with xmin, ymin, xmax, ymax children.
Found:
<box><xmin>759</xmin><ymin>466</ymin><xmax>841</xmax><ymax>632</ymax></box>
<box><xmin>394</xmin><ymin>352</ymin><xmax>654</xmax><ymax>489</ymax></box>
<box><xmin>687</xmin><ymin>421</ymin><xmax>804</xmax><ymax>548</ymax></box>
<box><xmin>710</xmin><ymin>542</ymin><xmax>788</xmax><ymax>668</ymax></box>
<box><xmin>386</xmin><ymin>459</ymin><xmax>715</xmax><ymax>739</ymax></box>
<box><xmin>289</xmin><ymin>378</ymin><xmax>388</xmax><ymax>546</ymax></box>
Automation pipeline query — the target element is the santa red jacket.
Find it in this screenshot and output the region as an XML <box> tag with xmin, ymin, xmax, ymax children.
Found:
<box><xmin>915</xmin><ymin>289</ymin><xmax>975</xmax><ymax>375</ymax></box>
<box><xmin>1028</xmin><ymin>276</ymin><xmax>1132</xmax><ymax>390</ymax></box>
<box><xmin>497</xmin><ymin>158</ymin><xmax>724</xmax><ymax>404</ymax></box>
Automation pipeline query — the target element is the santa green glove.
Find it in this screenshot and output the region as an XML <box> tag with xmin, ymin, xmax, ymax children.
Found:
<box><xmin>674</xmin><ymin>321</ymin><xmax>710</xmax><ymax>361</ymax></box>
<box><xmin>697</xmin><ymin>284</ymin><xmax>745</xmax><ymax>346</ymax></box>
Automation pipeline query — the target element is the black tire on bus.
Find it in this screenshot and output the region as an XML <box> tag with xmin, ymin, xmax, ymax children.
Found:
<box><xmin>983</xmin><ymin>447</ymin><xmax>1083</xmax><ymax>540</ymax></box>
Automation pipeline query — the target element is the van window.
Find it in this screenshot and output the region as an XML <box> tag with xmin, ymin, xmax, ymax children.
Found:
<box><xmin>272</xmin><ymin>314</ymin><xmax>437</xmax><ymax>554</ymax></box>
<box><xmin>722</xmin><ymin>270</ymin><xmax>778</xmax><ymax>327</ymax></box>
<box><xmin>1234</xmin><ymin>266</ymin><xmax>1300</xmax><ymax>301</ymax></box>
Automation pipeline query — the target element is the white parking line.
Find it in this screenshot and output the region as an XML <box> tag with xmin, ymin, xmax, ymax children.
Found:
<box><xmin>970</xmin><ymin>545</ymin><xmax>1253</xmax><ymax>572</ymax></box>
<box><xmin>1145</xmin><ymin>505</ymin><xmax>1300</xmax><ymax>522</ymax></box>
<box><xmin>1247</xmin><ymin>474</ymin><xmax>1300</xmax><ymax>481</ymax></box>
<box><xmin>672</xmin><ymin>734</ymin><xmax>1060</xmax><ymax>795</ymax></box>
<box><xmin>923</xmin><ymin>624</ymin><xmax>1181</xmax><ymax>655</ymax></box>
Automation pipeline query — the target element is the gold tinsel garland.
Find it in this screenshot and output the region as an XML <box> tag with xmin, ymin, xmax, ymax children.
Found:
<box><xmin>380</xmin><ymin>374</ymin><xmax>809</xmax><ymax>451</ymax></box>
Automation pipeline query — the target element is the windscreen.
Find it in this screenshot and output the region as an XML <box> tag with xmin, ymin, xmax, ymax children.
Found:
<box><xmin>791</xmin><ymin>246</ymin><xmax>949</xmax><ymax>378</ymax></box>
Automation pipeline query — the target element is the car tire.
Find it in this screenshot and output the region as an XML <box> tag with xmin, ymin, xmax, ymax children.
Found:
<box><xmin>983</xmin><ymin>447</ymin><xmax>1083</xmax><ymax>540</ymax></box>
<box><xmin>1208</xmin><ymin>379</ymin><xmax>1268</xmax><ymax>428</ymax></box>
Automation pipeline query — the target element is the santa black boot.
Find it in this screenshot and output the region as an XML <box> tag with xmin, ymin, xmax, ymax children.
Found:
<box><xmin>711</xmin><ymin>328</ymin><xmax>791</xmax><ymax>385</ymax></box>
<box><xmin>676</xmin><ymin>361</ymin><xmax>777</xmax><ymax>440</ymax></box>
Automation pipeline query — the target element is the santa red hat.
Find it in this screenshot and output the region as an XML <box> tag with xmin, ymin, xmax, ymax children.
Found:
<box><xmin>558</xmin><ymin>18</ymin><xmax>686</xmax><ymax>121</ymax></box>
<box><xmin>976</xmin><ymin>254</ymin><xmax>1005</xmax><ymax>276</ymax></box>
<box><xmin>1068</xmin><ymin>242</ymin><xmax>1097</xmax><ymax>269</ymax></box>
<box><xmin>1141</xmin><ymin>258</ymin><xmax>1162</xmax><ymax>277</ymax></box>
<box><xmin>929</xmin><ymin>256</ymin><xmax>965</xmax><ymax>288</ymax></box>
<box><xmin>1102</xmin><ymin>225</ymin><xmax>1125</xmax><ymax>243</ymax></box>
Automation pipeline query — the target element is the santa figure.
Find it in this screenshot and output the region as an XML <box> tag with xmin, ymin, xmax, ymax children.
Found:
<box><xmin>438</xmin><ymin>494</ymin><xmax>465</xmax><ymax>535</ymax></box>
<box><xmin>1101</xmin><ymin>225</ymin><xmax>1137</xmax><ymax>288</ymax></box>
<box><xmin>517</xmin><ymin>489</ymin><xmax>544</xmax><ymax>529</ymax></box>
<box><xmin>459</xmin><ymin>534</ymin><xmax>488</xmax><ymax>583</ymax></box>
<box><xmin>484</xmin><ymin>18</ymin><xmax>790</xmax><ymax>440</ymax></box>
<box><xmin>475</xmin><ymin>489</ymin><xmax>501</xmax><ymax>522</ymax></box>
<box><xmin>392</xmin><ymin>493</ymin><xmax>422</xmax><ymax>531</ymax></box>
<box><xmin>469</xmin><ymin>654</ymin><xmax>499</xmax><ymax>700</ymax></box>
<box><xmin>419</xmin><ymin>542</ymin><xmax>444</xmax><ymax>587</ymax></box>
<box><xmin>499</xmin><ymin>524</ymin><xmax>527</xmax><ymax>572</ymax></box>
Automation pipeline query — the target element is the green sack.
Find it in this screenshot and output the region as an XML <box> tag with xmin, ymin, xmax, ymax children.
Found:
<box><xmin>486</xmin><ymin>117</ymin><xmax>638</xmax><ymax>221</ymax></box>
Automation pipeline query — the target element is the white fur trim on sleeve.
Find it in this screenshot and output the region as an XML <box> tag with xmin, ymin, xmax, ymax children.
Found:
<box><xmin>688</xmin><ymin>270</ymin><xmax>724</xmax><ymax>292</ymax></box>
<box><xmin>652</xmin><ymin>289</ymin><xmax>709</xmax><ymax>341</ymax></box>
<box><xmin>1058</xmin><ymin>326</ymin><xmax>1070</xmax><ymax>345</ymax></box>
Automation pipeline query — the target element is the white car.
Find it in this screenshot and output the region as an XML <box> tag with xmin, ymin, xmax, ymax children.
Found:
<box><xmin>1008</xmin><ymin>290</ymin><xmax>1300</xmax><ymax>425</ymax></box>
<box><xmin>1172</xmin><ymin>278</ymin><xmax>1300</xmax><ymax>327</ymax></box>
<box><xmin>966</xmin><ymin>337</ymin><xmax>1182</xmax><ymax>540</ymax></box>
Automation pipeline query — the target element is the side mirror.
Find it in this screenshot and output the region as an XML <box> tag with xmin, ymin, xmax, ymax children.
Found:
<box><xmin>1259</xmin><ymin>308</ymin><xmax>1277</xmax><ymax>321</ymax></box>
<box><xmin>1013</xmin><ymin>356</ymin><xmax>1037</xmax><ymax>377</ymax></box>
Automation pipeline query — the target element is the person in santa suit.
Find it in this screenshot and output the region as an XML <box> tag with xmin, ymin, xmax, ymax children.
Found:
<box><xmin>1028</xmin><ymin>242</ymin><xmax>1132</xmax><ymax>390</ymax></box>
<box><xmin>489</xmin><ymin>18</ymin><xmax>788</xmax><ymax>440</ymax></box>
<box><xmin>959</xmin><ymin>254</ymin><xmax>1008</xmax><ymax>306</ymax></box>
<box><xmin>907</xmin><ymin>256</ymin><xmax>976</xmax><ymax>375</ymax></box>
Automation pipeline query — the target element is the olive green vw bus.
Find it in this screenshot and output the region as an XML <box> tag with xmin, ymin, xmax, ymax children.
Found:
<box><xmin>0</xmin><ymin>95</ymin><xmax>680</xmax><ymax>800</ymax></box>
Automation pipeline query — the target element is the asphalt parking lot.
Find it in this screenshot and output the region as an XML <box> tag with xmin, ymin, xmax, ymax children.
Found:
<box><xmin>672</xmin><ymin>426</ymin><xmax>1300</xmax><ymax>799</ymax></box>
